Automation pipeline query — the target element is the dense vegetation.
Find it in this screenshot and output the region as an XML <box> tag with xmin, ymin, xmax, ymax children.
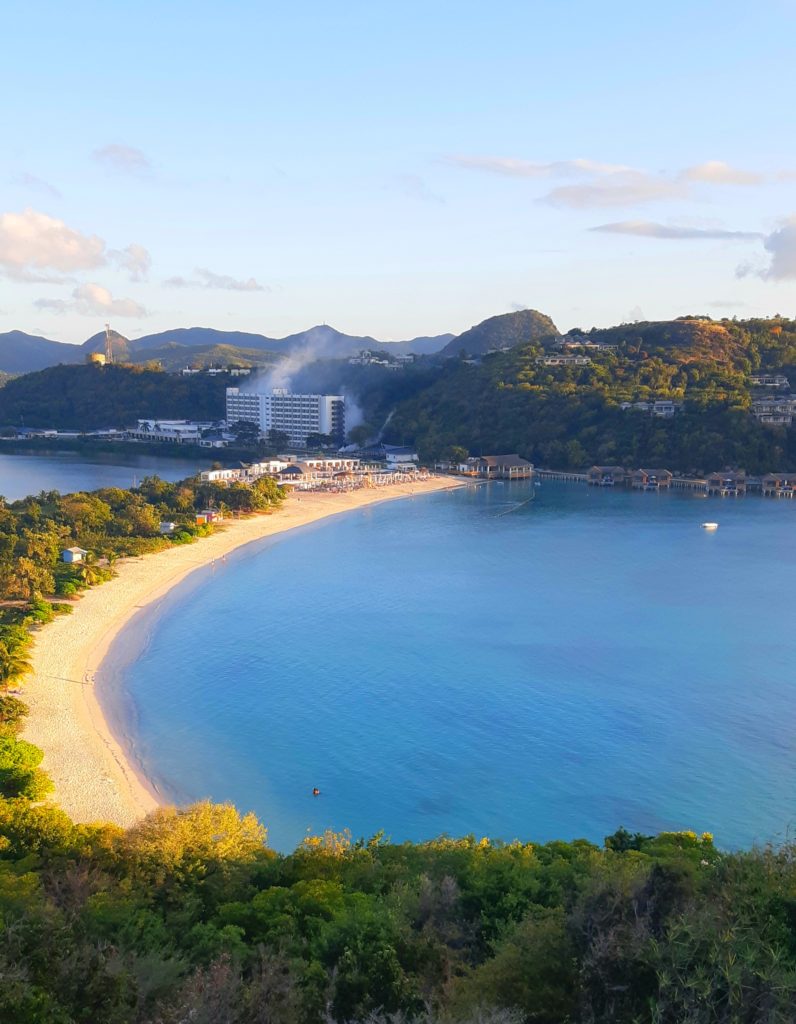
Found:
<box><xmin>0</xmin><ymin>364</ymin><xmax>230</xmax><ymax>429</ymax></box>
<box><xmin>387</xmin><ymin>317</ymin><xmax>796</xmax><ymax>473</ymax></box>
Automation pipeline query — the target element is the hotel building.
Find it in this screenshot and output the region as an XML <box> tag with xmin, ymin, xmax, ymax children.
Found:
<box><xmin>226</xmin><ymin>387</ymin><xmax>345</xmax><ymax>446</ymax></box>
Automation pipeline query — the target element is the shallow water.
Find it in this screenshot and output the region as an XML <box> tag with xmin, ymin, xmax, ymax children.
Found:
<box><xmin>0</xmin><ymin>449</ymin><xmax>212</xmax><ymax>501</ymax></box>
<box><xmin>102</xmin><ymin>482</ymin><xmax>796</xmax><ymax>852</ymax></box>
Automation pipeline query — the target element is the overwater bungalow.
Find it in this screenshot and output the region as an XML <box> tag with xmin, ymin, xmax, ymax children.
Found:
<box><xmin>587</xmin><ymin>466</ymin><xmax>628</xmax><ymax>487</ymax></box>
<box><xmin>705</xmin><ymin>470</ymin><xmax>746</xmax><ymax>496</ymax></box>
<box><xmin>631</xmin><ymin>468</ymin><xmax>673</xmax><ymax>490</ymax></box>
<box><xmin>761</xmin><ymin>473</ymin><xmax>796</xmax><ymax>497</ymax></box>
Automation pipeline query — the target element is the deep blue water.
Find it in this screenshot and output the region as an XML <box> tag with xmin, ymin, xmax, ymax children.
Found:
<box><xmin>102</xmin><ymin>482</ymin><xmax>796</xmax><ymax>852</ymax></box>
<box><xmin>0</xmin><ymin>450</ymin><xmax>213</xmax><ymax>501</ymax></box>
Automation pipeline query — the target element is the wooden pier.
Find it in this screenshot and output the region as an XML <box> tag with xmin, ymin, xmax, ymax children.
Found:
<box><xmin>535</xmin><ymin>469</ymin><xmax>588</xmax><ymax>482</ymax></box>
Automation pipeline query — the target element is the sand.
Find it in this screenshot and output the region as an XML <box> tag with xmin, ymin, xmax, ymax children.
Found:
<box><xmin>22</xmin><ymin>476</ymin><xmax>461</xmax><ymax>827</ymax></box>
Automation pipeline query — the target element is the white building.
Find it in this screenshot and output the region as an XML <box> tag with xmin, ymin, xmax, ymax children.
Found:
<box><xmin>225</xmin><ymin>388</ymin><xmax>345</xmax><ymax>446</ymax></box>
<box><xmin>749</xmin><ymin>374</ymin><xmax>790</xmax><ymax>388</ymax></box>
<box><xmin>61</xmin><ymin>547</ymin><xmax>88</xmax><ymax>563</ymax></box>
<box><xmin>127</xmin><ymin>420</ymin><xmax>215</xmax><ymax>443</ymax></box>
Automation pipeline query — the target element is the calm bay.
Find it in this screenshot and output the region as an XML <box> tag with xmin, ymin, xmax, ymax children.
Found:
<box><xmin>100</xmin><ymin>481</ymin><xmax>796</xmax><ymax>852</ymax></box>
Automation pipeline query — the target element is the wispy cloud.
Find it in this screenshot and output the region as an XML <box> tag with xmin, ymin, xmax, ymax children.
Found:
<box><xmin>591</xmin><ymin>220</ymin><xmax>763</xmax><ymax>240</ymax></box>
<box><xmin>449</xmin><ymin>154</ymin><xmax>770</xmax><ymax>208</ymax></box>
<box><xmin>549</xmin><ymin>175</ymin><xmax>687</xmax><ymax>208</ymax></box>
<box><xmin>93</xmin><ymin>143</ymin><xmax>151</xmax><ymax>175</ymax></box>
<box><xmin>12</xmin><ymin>172</ymin><xmax>62</xmax><ymax>198</ymax></box>
<box><xmin>35</xmin><ymin>283</ymin><xmax>147</xmax><ymax>318</ymax></box>
<box><xmin>164</xmin><ymin>267</ymin><xmax>267</xmax><ymax>292</ymax></box>
<box><xmin>109</xmin><ymin>243</ymin><xmax>152</xmax><ymax>282</ymax></box>
<box><xmin>682</xmin><ymin>161</ymin><xmax>763</xmax><ymax>185</ymax></box>
<box><xmin>446</xmin><ymin>156</ymin><xmax>633</xmax><ymax>178</ymax></box>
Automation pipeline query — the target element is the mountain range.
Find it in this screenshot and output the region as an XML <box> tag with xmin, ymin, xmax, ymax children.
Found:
<box><xmin>0</xmin><ymin>324</ymin><xmax>457</xmax><ymax>375</ymax></box>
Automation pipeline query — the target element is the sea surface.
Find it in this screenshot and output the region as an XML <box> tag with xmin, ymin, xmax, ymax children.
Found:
<box><xmin>0</xmin><ymin>449</ymin><xmax>213</xmax><ymax>501</ymax></box>
<box><xmin>102</xmin><ymin>482</ymin><xmax>796</xmax><ymax>852</ymax></box>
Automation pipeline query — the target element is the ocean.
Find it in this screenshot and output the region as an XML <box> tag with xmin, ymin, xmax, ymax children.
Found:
<box><xmin>100</xmin><ymin>481</ymin><xmax>796</xmax><ymax>852</ymax></box>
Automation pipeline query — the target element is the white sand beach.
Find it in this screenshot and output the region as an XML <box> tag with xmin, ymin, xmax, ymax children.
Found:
<box><xmin>23</xmin><ymin>477</ymin><xmax>461</xmax><ymax>827</ymax></box>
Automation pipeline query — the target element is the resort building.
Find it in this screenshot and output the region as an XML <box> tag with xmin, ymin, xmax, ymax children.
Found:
<box><xmin>127</xmin><ymin>420</ymin><xmax>214</xmax><ymax>444</ymax></box>
<box><xmin>225</xmin><ymin>387</ymin><xmax>345</xmax><ymax>446</ymax></box>
<box><xmin>651</xmin><ymin>400</ymin><xmax>679</xmax><ymax>418</ymax></box>
<box><xmin>537</xmin><ymin>354</ymin><xmax>591</xmax><ymax>367</ymax></box>
<box><xmin>587</xmin><ymin>466</ymin><xmax>628</xmax><ymax>487</ymax></box>
<box><xmin>751</xmin><ymin>397</ymin><xmax>796</xmax><ymax>426</ymax></box>
<box><xmin>749</xmin><ymin>374</ymin><xmax>790</xmax><ymax>389</ymax></box>
<box><xmin>706</xmin><ymin>470</ymin><xmax>746</xmax><ymax>496</ymax></box>
<box><xmin>384</xmin><ymin>445</ymin><xmax>419</xmax><ymax>465</ymax></box>
<box><xmin>631</xmin><ymin>468</ymin><xmax>673</xmax><ymax>490</ymax></box>
<box><xmin>761</xmin><ymin>473</ymin><xmax>796</xmax><ymax>497</ymax></box>
<box><xmin>458</xmin><ymin>455</ymin><xmax>533</xmax><ymax>479</ymax></box>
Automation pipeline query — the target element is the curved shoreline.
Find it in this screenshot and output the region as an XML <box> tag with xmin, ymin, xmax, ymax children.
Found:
<box><xmin>23</xmin><ymin>477</ymin><xmax>462</xmax><ymax>827</ymax></box>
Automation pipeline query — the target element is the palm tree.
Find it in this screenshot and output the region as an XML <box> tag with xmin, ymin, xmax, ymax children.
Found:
<box><xmin>0</xmin><ymin>641</ymin><xmax>33</xmax><ymax>692</ymax></box>
<box><xmin>79</xmin><ymin>563</ymin><xmax>102</xmax><ymax>586</ymax></box>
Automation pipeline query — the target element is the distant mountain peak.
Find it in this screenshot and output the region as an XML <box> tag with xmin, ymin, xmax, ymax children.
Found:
<box><xmin>441</xmin><ymin>309</ymin><xmax>559</xmax><ymax>358</ymax></box>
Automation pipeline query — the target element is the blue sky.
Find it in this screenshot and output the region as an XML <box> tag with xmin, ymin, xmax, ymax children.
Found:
<box><xmin>2</xmin><ymin>0</ymin><xmax>795</xmax><ymax>343</ymax></box>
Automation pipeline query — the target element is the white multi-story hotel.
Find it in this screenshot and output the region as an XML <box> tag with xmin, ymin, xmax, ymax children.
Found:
<box><xmin>226</xmin><ymin>387</ymin><xmax>345</xmax><ymax>446</ymax></box>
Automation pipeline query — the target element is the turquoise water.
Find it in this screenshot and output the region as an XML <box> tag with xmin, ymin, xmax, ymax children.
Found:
<box><xmin>103</xmin><ymin>482</ymin><xmax>796</xmax><ymax>852</ymax></box>
<box><xmin>0</xmin><ymin>450</ymin><xmax>213</xmax><ymax>501</ymax></box>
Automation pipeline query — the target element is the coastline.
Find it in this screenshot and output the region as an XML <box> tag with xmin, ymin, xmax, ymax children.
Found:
<box><xmin>23</xmin><ymin>476</ymin><xmax>463</xmax><ymax>828</ymax></box>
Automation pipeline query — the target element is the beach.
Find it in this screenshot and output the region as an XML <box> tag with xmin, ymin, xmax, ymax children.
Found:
<box><xmin>22</xmin><ymin>476</ymin><xmax>461</xmax><ymax>828</ymax></box>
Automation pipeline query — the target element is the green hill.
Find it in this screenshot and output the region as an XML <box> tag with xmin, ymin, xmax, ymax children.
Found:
<box><xmin>440</xmin><ymin>309</ymin><xmax>560</xmax><ymax>357</ymax></box>
<box><xmin>0</xmin><ymin>363</ymin><xmax>228</xmax><ymax>429</ymax></box>
<box><xmin>387</xmin><ymin>317</ymin><xmax>796</xmax><ymax>473</ymax></box>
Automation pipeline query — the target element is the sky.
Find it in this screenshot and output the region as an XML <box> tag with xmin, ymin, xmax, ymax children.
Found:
<box><xmin>1</xmin><ymin>0</ymin><xmax>796</xmax><ymax>344</ymax></box>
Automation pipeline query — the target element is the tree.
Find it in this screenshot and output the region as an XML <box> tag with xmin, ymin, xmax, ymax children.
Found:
<box><xmin>0</xmin><ymin>641</ymin><xmax>32</xmax><ymax>691</ymax></box>
<box><xmin>305</xmin><ymin>432</ymin><xmax>334</xmax><ymax>449</ymax></box>
<box><xmin>267</xmin><ymin>429</ymin><xmax>290</xmax><ymax>450</ymax></box>
<box><xmin>229</xmin><ymin>419</ymin><xmax>260</xmax><ymax>446</ymax></box>
<box><xmin>347</xmin><ymin>424</ymin><xmax>373</xmax><ymax>446</ymax></box>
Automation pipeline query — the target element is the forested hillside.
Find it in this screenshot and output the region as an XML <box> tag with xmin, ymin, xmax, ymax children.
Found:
<box><xmin>0</xmin><ymin>364</ymin><xmax>228</xmax><ymax>429</ymax></box>
<box><xmin>440</xmin><ymin>309</ymin><xmax>559</xmax><ymax>358</ymax></box>
<box><xmin>387</xmin><ymin>317</ymin><xmax>796</xmax><ymax>472</ymax></box>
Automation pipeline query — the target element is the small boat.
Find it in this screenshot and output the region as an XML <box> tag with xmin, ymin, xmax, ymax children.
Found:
<box><xmin>701</xmin><ymin>522</ymin><xmax>719</xmax><ymax>531</ymax></box>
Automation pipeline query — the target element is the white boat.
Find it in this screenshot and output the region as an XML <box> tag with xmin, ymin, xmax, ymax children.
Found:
<box><xmin>701</xmin><ymin>522</ymin><xmax>719</xmax><ymax>531</ymax></box>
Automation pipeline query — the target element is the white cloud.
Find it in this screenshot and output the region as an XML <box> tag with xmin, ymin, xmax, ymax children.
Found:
<box><xmin>12</xmin><ymin>172</ymin><xmax>62</xmax><ymax>198</ymax></box>
<box><xmin>760</xmin><ymin>217</ymin><xmax>796</xmax><ymax>280</ymax></box>
<box><xmin>449</xmin><ymin>154</ymin><xmax>768</xmax><ymax>207</ymax></box>
<box><xmin>93</xmin><ymin>143</ymin><xmax>151</xmax><ymax>174</ymax></box>
<box><xmin>0</xmin><ymin>208</ymin><xmax>105</xmax><ymax>275</ymax></box>
<box><xmin>35</xmin><ymin>283</ymin><xmax>147</xmax><ymax>318</ymax></box>
<box><xmin>446</xmin><ymin>156</ymin><xmax>633</xmax><ymax>178</ymax></box>
<box><xmin>682</xmin><ymin>161</ymin><xmax>763</xmax><ymax>185</ymax></box>
<box><xmin>591</xmin><ymin>220</ymin><xmax>762</xmax><ymax>240</ymax></box>
<box><xmin>109</xmin><ymin>243</ymin><xmax>151</xmax><ymax>281</ymax></box>
<box><xmin>164</xmin><ymin>267</ymin><xmax>266</xmax><ymax>292</ymax></box>
<box><xmin>546</xmin><ymin>174</ymin><xmax>686</xmax><ymax>208</ymax></box>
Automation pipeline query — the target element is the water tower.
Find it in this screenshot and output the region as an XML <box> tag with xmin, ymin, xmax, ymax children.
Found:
<box><xmin>104</xmin><ymin>322</ymin><xmax>114</xmax><ymax>364</ymax></box>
